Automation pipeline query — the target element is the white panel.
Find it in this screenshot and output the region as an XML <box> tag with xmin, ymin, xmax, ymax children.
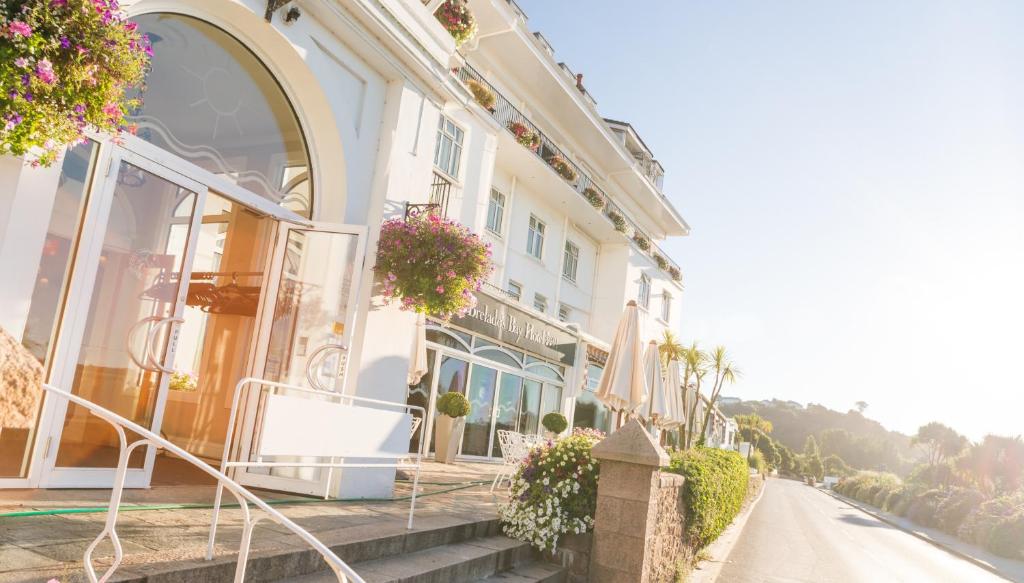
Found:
<box><xmin>259</xmin><ymin>394</ymin><xmax>411</xmax><ymax>458</ymax></box>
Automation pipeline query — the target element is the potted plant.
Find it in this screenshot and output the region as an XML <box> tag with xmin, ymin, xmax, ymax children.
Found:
<box><xmin>508</xmin><ymin>121</ymin><xmax>540</xmax><ymax>152</ymax></box>
<box><xmin>607</xmin><ymin>210</ymin><xmax>627</xmax><ymax>233</ymax></box>
<box><xmin>547</xmin><ymin>154</ymin><xmax>578</xmax><ymax>182</ymax></box>
<box><xmin>582</xmin><ymin>186</ymin><xmax>605</xmax><ymax>210</ymax></box>
<box><xmin>434</xmin><ymin>0</ymin><xmax>477</xmax><ymax>47</ymax></box>
<box><xmin>435</xmin><ymin>391</ymin><xmax>470</xmax><ymax>463</ymax></box>
<box><xmin>632</xmin><ymin>232</ymin><xmax>651</xmax><ymax>251</ymax></box>
<box><xmin>376</xmin><ymin>213</ymin><xmax>493</xmax><ymax>321</ymax></box>
<box><xmin>541</xmin><ymin>412</ymin><xmax>568</xmax><ymax>438</ymax></box>
<box><xmin>653</xmin><ymin>254</ymin><xmax>668</xmax><ymax>270</ymax></box>
<box><xmin>465</xmin><ymin>78</ymin><xmax>496</xmax><ymax>110</ymax></box>
<box><xmin>0</xmin><ymin>0</ymin><xmax>152</xmax><ymax>167</ymax></box>
<box><xmin>668</xmin><ymin>265</ymin><xmax>682</xmax><ymax>282</ymax></box>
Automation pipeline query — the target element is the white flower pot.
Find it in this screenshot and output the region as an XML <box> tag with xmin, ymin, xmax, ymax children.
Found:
<box><xmin>434</xmin><ymin>414</ymin><xmax>465</xmax><ymax>464</ymax></box>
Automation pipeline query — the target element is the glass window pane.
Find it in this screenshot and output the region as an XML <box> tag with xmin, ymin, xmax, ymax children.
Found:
<box><xmin>426</xmin><ymin>328</ymin><xmax>469</xmax><ymax>351</ymax></box>
<box><xmin>540</xmin><ymin>384</ymin><xmax>562</xmax><ymax>423</ymax></box>
<box><xmin>476</xmin><ymin>347</ymin><xmax>520</xmax><ymax>368</ymax></box>
<box><xmin>492</xmin><ymin>373</ymin><xmax>523</xmax><ymax>456</ymax></box>
<box><xmin>406</xmin><ymin>349</ymin><xmax>436</xmax><ymax>453</ymax></box>
<box><xmin>130</xmin><ymin>14</ymin><xmax>312</xmax><ymax>217</ymax></box>
<box><xmin>520</xmin><ymin>379</ymin><xmax>542</xmax><ymax>437</ymax></box>
<box><xmin>462</xmin><ymin>364</ymin><xmax>497</xmax><ymax>456</ymax></box>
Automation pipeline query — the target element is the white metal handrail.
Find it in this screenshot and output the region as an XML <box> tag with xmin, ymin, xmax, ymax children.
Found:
<box><xmin>40</xmin><ymin>384</ymin><xmax>363</xmax><ymax>583</ymax></box>
<box><xmin>208</xmin><ymin>378</ymin><xmax>426</xmax><ymax>562</ymax></box>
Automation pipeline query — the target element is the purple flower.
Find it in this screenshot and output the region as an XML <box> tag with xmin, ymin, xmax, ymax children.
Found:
<box><xmin>51</xmin><ymin>0</ymin><xmax>67</xmax><ymax>7</ymax></box>
<box><xmin>35</xmin><ymin>59</ymin><xmax>57</xmax><ymax>85</ymax></box>
<box><xmin>7</xmin><ymin>21</ymin><xmax>32</xmax><ymax>37</ymax></box>
<box><xmin>20</xmin><ymin>74</ymin><xmax>30</xmax><ymax>87</ymax></box>
<box><xmin>24</xmin><ymin>92</ymin><xmax>33</xmax><ymax>102</ymax></box>
<box><xmin>73</xmin><ymin>104</ymin><xmax>86</xmax><ymax>114</ymax></box>
<box><xmin>59</xmin><ymin>36</ymin><xmax>71</xmax><ymax>49</ymax></box>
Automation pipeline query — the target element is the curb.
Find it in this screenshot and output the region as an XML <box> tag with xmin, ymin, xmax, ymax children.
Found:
<box><xmin>817</xmin><ymin>488</ymin><xmax>1015</xmax><ymax>582</ymax></box>
<box><xmin>687</xmin><ymin>475</ymin><xmax>768</xmax><ymax>583</ymax></box>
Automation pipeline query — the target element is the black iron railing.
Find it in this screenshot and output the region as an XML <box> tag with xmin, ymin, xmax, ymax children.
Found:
<box><xmin>453</xmin><ymin>62</ymin><xmax>683</xmax><ymax>281</ymax></box>
<box><xmin>428</xmin><ymin>172</ymin><xmax>452</xmax><ymax>217</ymax></box>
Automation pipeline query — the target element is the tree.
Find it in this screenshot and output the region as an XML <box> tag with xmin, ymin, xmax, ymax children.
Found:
<box><xmin>823</xmin><ymin>454</ymin><xmax>852</xmax><ymax>477</ymax></box>
<box><xmin>855</xmin><ymin>401</ymin><xmax>868</xmax><ymax>414</ymax></box>
<box><xmin>698</xmin><ymin>346</ymin><xmax>740</xmax><ymax>442</ymax></box>
<box><xmin>659</xmin><ymin>330</ymin><xmax>686</xmax><ymax>367</ymax></box>
<box><xmin>736</xmin><ymin>414</ymin><xmax>773</xmax><ymax>460</ymax></box>
<box><xmin>956</xmin><ymin>435</ymin><xmax>1024</xmax><ymax>495</ymax></box>
<box><xmin>804</xmin><ymin>435</ymin><xmax>823</xmax><ymax>480</ymax></box>
<box><xmin>912</xmin><ymin>422</ymin><xmax>967</xmax><ymax>466</ymax></box>
<box><xmin>804</xmin><ymin>435</ymin><xmax>820</xmax><ymax>458</ymax></box>
<box><xmin>681</xmin><ymin>342</ymin><xmax>708</xmax><ymax>449</ymax></box>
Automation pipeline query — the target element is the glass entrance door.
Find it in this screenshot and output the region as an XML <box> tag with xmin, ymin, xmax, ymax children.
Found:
<box><xmin>40</xmin><ymin>147</ymin><xmax>208</xmax><ymax>488</ymax></box>
<box><xmin>235</xmin><ymin>222</ymin><xmax>366</xmax><ymax>496</ymax></box>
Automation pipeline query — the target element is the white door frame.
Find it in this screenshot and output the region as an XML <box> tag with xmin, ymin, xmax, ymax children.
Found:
<box><xmin>232</xmin><ymin>221</ymin><xmax>367</xmax><ymax>496</ymax></box>
<box><xmin>38</xmin><ymin>146</ymin><xmax>209</xmax><ymax>488</ymax></box>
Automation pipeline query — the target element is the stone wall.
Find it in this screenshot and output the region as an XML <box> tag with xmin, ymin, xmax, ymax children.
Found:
<box><xmin>645</xmin><ymin>471</ymin><xmax>690</xmax><ymax>582</ymax></box>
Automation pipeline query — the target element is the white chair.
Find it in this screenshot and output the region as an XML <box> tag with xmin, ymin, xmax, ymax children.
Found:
<box><xmin>491</xmin><ymin>430</ymin><xmax>530</xmax><ymax>492</ymax></box>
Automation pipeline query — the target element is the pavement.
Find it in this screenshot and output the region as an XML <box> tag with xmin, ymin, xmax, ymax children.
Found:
<box><xmin>714</xmin><ymin>477</ymin><xmax>1012</xmax><ymax>583</ymax></box>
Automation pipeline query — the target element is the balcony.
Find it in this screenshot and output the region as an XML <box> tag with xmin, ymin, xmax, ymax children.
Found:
<box><xmin>428</xmin><ymin>171</ymin><xmax>453</xmax><ymax>217</ymax></box>
<box><xmin>633</xmin><ymin>152</ymin><xmax>665</xmax><ymax>191</ymax></box>
<box><xmin>454</xmin><ymin>63</ymin><xmax>683</xmax><ymax>285</ymax></box>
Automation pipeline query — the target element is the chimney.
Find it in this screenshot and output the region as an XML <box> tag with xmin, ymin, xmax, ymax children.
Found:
<box><xmin>576</xmin><ymin>73</ymin><xmax>585</xmax><ymax>93</ymax></box>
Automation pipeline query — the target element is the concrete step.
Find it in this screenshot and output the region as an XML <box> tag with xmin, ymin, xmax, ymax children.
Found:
<box><xmin>476</xmin><ymin>560</ymin><xmax>568</xmax><ymax>583</ymax></box>
<box><xmin>283</xmin><ymin>535</ymin><xmax>534</xmax><ymax>583</ymax></box>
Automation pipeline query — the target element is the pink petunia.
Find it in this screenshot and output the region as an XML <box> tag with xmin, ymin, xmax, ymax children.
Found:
<box><xmin>35</xmin><ymin>59</ymin><xmax>57</xmax><ymax>85</ymax></box>
<box><xmin>8</xmin><ymin>21</ymin><xmax>32</xmax><ymax>37</ymax></box>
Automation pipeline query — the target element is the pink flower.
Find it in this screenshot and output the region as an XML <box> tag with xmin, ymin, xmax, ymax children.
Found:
<box><xmin>35</xmin><ymin>59</ymin><xmax>57</xmax><ymax>85</ymax></box>
<box><xmin>8</xmin><ymin>21</ymin><xmax>32</xmax><ymax>37</ymax></box>
<box><xmin>102</xmin><ymin>102</ymin><xmax>121</xmax><ymax>118</ymax></box>
<box><xmin>13</xmin><ymin>57</ymin><xmax>28</xmax><ymax>68</ymax></box>
<box><xmin>435</xmin><ymin>285</ymin><xmax>445</xmax><ymax>294</ymax></box>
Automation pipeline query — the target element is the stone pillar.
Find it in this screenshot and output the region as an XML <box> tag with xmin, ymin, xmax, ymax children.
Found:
<box><xmin>589</xmin><ymin>419</ymin><xmax>672</xmax><ymax>583</ymax></box>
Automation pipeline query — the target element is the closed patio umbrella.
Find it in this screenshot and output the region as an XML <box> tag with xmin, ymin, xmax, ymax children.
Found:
<box><xmin>594</xmin><ymin>301</ymin><xmax>647</xmax><ymax>415</ymax></box>
<box><xmin>644</xmin><ymin>341</ymin><xmax>670</xmax><ymax>424</ymax></box>
<box><xmin>407</xmin><ymin>313</ymin><xmax>429</xmax><ymax>385</ymax></box>
<box><xmin>662</xmin><ymin>357</ymin><xmax>685</xmax><ymax>429</ymax></box>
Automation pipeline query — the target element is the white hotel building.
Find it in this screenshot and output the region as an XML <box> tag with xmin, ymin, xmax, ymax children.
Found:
<box><xmin>0</xmin><ymin>0</ymin><xmax>696</xmax><ymax>499</ymax></box>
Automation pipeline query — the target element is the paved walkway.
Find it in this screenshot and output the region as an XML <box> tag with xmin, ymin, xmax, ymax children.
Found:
<box><xmin>0</xmin><ymin>460</ymin><xmax>504</xmax><ymax>582</ymax></box>
<box><xmin>716</xmin><ymin>478</ymin><xmax>1011</xmax><ymax>582</ymax></box>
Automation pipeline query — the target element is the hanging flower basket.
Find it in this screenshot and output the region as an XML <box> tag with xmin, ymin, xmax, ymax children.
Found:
<box><xmin>465</xmin><ymin>78</ymin><xmax>495</xmax><ymax>110</ymax></box>
<box><xmin>668</xmin><ymin>265</ymin><xmax>682</xmax><ymax>282</ymax></box>
<box><xmin>507</xmin><ymin>121</ymin><xmax>540</xmax><ymax>152</ymax></box>
<box><xmin>547</xmin><ymin>154</ymin><xmax>578</xmax><ymax>182</ymax></box>
<box><xmin>582</xmin><ymin>186</ymin><xmax>605</xmax><ymax>210</ymax></box>
<box><xmin>632</xmin><ymin>232</ymin><xmax>651</xmax><ymax>251</ymax></box>
<box><xmin>376</xmin><ymin>213</ymin><xmax>493</xmax><ymax>321</ymax></box>
<box><xmin>607</xmin><ymin>210</ymin><xmax>627</xmax><ymax>233</ymax></box>
<box><xmin>0</xmin><ymin>0</ymin><xmax>152</xmax><ymax>167</ymax></box>
<box><xmin>434</xmin><ymin>0</ymin><xmax>477</xmax><ymax>47</ymax></box>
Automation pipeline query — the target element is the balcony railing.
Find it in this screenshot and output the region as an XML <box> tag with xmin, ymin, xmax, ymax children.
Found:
<box><xmin>453</xmin><ymin>63</ymin><xmax>683</xmax><ymax>283</ymax></box>
<box><xmin>633</xmin><ymin>152</ymin><xmax>665</xmax><ymax>191</ymax></box>
<box><xmin>428</xmin><ymin>171</ymin><xmax>452</xmax><ymax>217</ymax></box>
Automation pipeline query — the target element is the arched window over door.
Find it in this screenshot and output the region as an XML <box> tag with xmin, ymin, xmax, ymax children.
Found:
<box><xmin>128</xmin><ymin>14</ymin><xmax>313</xmax><ymax>217</ymax></box>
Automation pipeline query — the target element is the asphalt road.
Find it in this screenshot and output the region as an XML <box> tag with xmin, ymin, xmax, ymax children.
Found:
<box><xmin>715</xmin><ymin>478</ymin><xmax>1010</xmax><ymax>583</ymax></box>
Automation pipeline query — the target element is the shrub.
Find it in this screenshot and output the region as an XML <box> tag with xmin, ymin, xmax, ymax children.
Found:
<box><xmin>985</xmin><ymin>512</ymin><xmax>1024</xmax><ymax>559</ymax></box>
<box><xmin>667</xmin><ymin>447</ymin><xmax>749</xmax><ymax>549</ymax></box>
<box><xmin>748</xmin><ymin>450</ymin><xmax>766</xmax><ymax>474</ymax></box>
<box><xmin>906</xmin><ymin>489</ymin><xmax>949</xmax><ymax>528</ymax></box>
<box><xmin>835</xmin><ymin>471</ymin><xmax>901</xmax><ymax>506</ymax></box>
<box><xmin>542</xmin><ymin>412</ymin><xmax>568</xmax><ymax>434</ymax></box>
<box><xmin>465</xmin><ymin>78</ymin><xmax>495</xmax><ymax>110</ymax></box>
<box><xmin>632</xmin><ymin>233</ymin><xmax>651</xmax><ymax>251</ymax></box>
<box><xmin>607</xmin><ymin>210</ymin><xmax>627</xmax><ymax>232</ymax></box>
<box><xmin>508</xmin><ymin>121</ymin><xmax>540</xmax><ymax>151</ymax></box>
<box><xmin>436</xmin><ymin>391</ymin><xmax>470</xmax><ymax>418</ymax></box>
<box><xmin>822</xmin><ymin>454</ymin><xmax>852</xmax><ymax>478</ymax></box>
<box><xmin>935</xmin><ymin>488</ymin><xmax>986</xmax><ymax>534</ymax></box>
<box><xmin>499</xmin><ymin>432</ymin><xmax>601</xmax><ymax>552</ymax></box>
<box><xmin>376</xmin><ymin>213</ymin><xmax>492</xmax><ymax>320</ymax></box>
<box><xmin>434</xmin><ymin>0</ymin><xmax>477</xmax><ymax>46</ymax></box>
<box><xmin>581</xmin><ymin>186</ymin><xmax>605</xmax><ymax>210</ymax></box>
<box><xmin>547</xmin><ymin>155</ymin><xmax>578</xmax><ymax>182</ymax></box>
<box><xmin>889</xmin><ymin>485</ymin><xmax>926</xmax><ymax>516</ymax></box>
<box><xmin>0</xmin><ymin>0</ymin><xmax>151</xmax><ymax>166</ymax></box>
<box><xmin>958</xmin><ymin>492</ymin><xmax>1024</xmax><ymax>547</ymax></box>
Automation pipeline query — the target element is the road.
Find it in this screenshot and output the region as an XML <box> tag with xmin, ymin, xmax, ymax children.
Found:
<box><xmin>715</xmin><ymin>478</ymin><xmax>1010</xmax><ymax>583</ymax></box>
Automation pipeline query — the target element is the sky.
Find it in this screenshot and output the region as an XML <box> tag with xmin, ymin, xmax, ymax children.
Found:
<box><xmin>515</xmin><ymin>0</ymin><xmax>1024</xmax><ymax>440</ymax></box>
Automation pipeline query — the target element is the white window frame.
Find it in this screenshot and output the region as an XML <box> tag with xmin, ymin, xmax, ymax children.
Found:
<box><xmin>558</xmin><ymin>303</ymin><xmax>571</xmax><ymax>323</ymax></box>
<box><xmin>661</xmin><ymin>290</ymin><xmax>672</xmax><ymax>322</ymax></box>
<box><xmin>486</xmin><ymin>188</ymin><xmax>505</xmax><ymax>235</ymax></box>
<box><xmin>562</xmin><ymin>240</ymin><xmax>580</xmax><ymax>283</ymax></box>
<box><xmin>433</xmin><ymin>115</ymin><xmax>464</xmax><ymax>180</ymax></box>
<box><xmin>507</xmin><ymin>280</ymin><xmax>523</xmax><ymax>301</ymax></box>
<box><xmin>527</xmin><ymin>215</ymin><xmax>545</xmax><ymax>260</ymax></box>
<box><xmin>533</xmin><ymin>293</ymin><xmax>548</xmax><ymax>314</ymax></box>
<box><xmin>638</xmin><ymin>273</ymin><xmax>651</xmax><ymax>309</ymax></box>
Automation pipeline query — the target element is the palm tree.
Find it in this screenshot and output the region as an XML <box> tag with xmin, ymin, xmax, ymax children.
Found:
<box><xmin>659</xmin><ymin>330</ymin><xmax>686</xmax><ymax>367</ymax></box>
<box><xmin>681</xmin><ymin>342</ymin><xmax>707</xmax><ymax>449</ymax></box>
<box><xmin>698</xmin><ymin>346</ymin><xmax>741</xmax><ymax>442</ymax></box>
<box><xmin>736</xmin><ymin>413</ymin><xmax>773</xmax><ymax>460</ymax></box>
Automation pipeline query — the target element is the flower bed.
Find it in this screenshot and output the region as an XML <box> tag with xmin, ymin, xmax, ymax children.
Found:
<box><xmin>508</xmin><ymin>121</ymin><xmax>540</xmax><ymax>152</ymax></box>
<box><xmin>465</xmin><ymin>78</ymin><xmax>495</xmax><ymax>110</ymax></box>
<box><xmin>376</xmin><ymin>213</ymin><xmax>492</xmax><ymax>320</ymax></box>
<box><xmin>434</xmin><ymin>0</ymin><xmax>476</xmax><ymax>46</ymax></box>
<box><xmin>547</xmin><ymin>154</ymin><xmax>578</xmax><ymax>183</ymax></box>
<box><xmin>581</xmin><ymin>186</ymin><xmax>605</xmax><ymax>210</ymax></box>
<box><xmin>499</xmin><ymin>430</ymin><xmax>601</xmax><ymax>553</ymax></box>
<box><xmin>1</xmin><ymin>0</ymin><xmax>151</xmax><ymax>166</ymax></box>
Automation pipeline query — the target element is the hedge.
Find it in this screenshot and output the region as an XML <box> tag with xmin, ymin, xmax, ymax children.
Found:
<box><xmin>958</xmin><ymin>493</ymin><xmax>1024</xmax><ymax>557</ymax></box>
<box><xmin>667</xmin><ymin>447</ymin><xmax>749</xmax><ymax>549</ymax></box>
<box><xmin>935</xmin><ymin>488</ymin><xmax>985</xmax><ymax>534</ymax></box>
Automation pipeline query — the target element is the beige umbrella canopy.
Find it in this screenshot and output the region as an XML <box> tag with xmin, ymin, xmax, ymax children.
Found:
<box><xmin>407</xmin><ymin>313</ymin><xmax>429</xmax><ymax>385</ymax></box>
<box><xmin>644</xmin><ymin>341</ymin><xmax>671</xmax><ymax>425</ymax></box>
<box><xmin>0</xmin><ymin>327</ymin><xmax>44</xmax><ymax>430</ymax></box>
<box><xmin>595</xmin><ymin>301</ymin><xmax>648</xmax><ymax>414</ymax></box>
<box><xmin>662</xmin><ymin>358</ymin><xmax>685</xmax><ymax>429</ymax></box>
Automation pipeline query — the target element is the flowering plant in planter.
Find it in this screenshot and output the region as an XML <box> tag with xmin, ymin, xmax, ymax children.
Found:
<box><xmin>499</xmin><ymin>431</ymin><xmax>602</xmax><ymax>553</ymax></box>
<box><xmin>434</xmin><ymin>0</ymin><xmax>476</xmax><ymax>47</ymax></box>
<box><xmin>607</xmin><ymin>210</ymin><xmax>627</xmax><ymax>233</ymax></box>
<box><xmin>632</xmin><ymin>232</ymin><xmax>651</xmax><ymax>251</ymax></box>
<box><xmin>0</xmin><ymin>0</ymin><xmax>152</xmax><ymax>167</ymax></box>
<box><xmin>376</xmin><ymin>213</ymin><xmax>492</xmax><ymax>321</ymax></box>
<box><xmin>508</xmin><ymin>121</ymin><xmax>540</xmax><ymax>152</ymax></box>
<box><xmin>581</xmin><ymin>186</ymin><xmax>605</xmax><ymax>210</ymax></box>
<box><xmin>668</xmin><ymin>265</ymin><xmax>682</xmax><ymax>282</ymax></box>
<box><xmin>465</xmin><ymin>78</ymin><xmax>495</xmax><ymax>110</ymax></box>
<box><xmin>546</xmin><ymin>154</ymin><xmax>577</xmax><ymax>182</ymax></box>
<box><xmin>653</xmin><ymin>253</ymin><xmax>668</xmax><ymax>270</ymax></box>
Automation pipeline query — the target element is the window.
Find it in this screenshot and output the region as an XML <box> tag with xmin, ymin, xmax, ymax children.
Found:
<box><xmin>433</xmin><ymin>115</ymin><xmax>464</xmax><ymax>178</ymax></box>
<box><xmin>558</xmin><ymin>303</ymin><xmax>571</xmax><ymax>323</ymax></box>
<box><xmin>534</xmin><ymin>293</ymin><xmax>548</xmax><ymax>313</ymax></box>
<box><xmin>638</xmin><ymin>273</ymin><xmax>651</xmax><ymax>309</ymax></box>
<box><xmin>507</xmin><ymin>280</ymin><xmax>523</xmax><ymax>301</ymax></box>
<box><xmin>562</xmin><ymin>241</ymin><xmax>579</xmax><ymax>282</ymax></box>
<box><xmin>526</xmin><ymin>215</ymin><xmax>545</xmax><ymax>259</ymax></box>
<box><xmin>661</xmin><ymin>291</ymin><xmax>672</xmax><ymax>322</ymax></box>
<box><xmin>486</xmin><ymin>189</ymin><xmax>505</xmax><ymax>234</ymax></box>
